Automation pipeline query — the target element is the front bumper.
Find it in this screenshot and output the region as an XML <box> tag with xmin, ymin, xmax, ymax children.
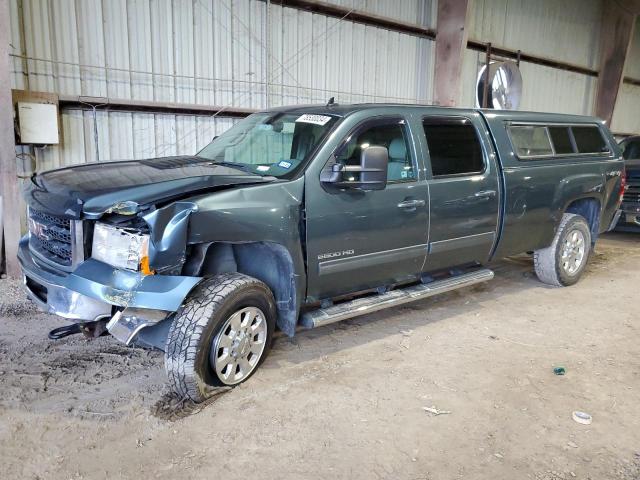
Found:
<box><xmin>18</xmin><ymin>236</ymin><xmax>202</xmax><ymax>322</ymax></box>
<box><xmin>615</xmin><ymin>209</ymin><xmax>640</xmax><ymax>232</ymax></box>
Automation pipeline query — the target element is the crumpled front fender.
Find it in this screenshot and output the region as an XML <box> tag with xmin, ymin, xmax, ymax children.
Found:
<box><xmin>144</xmin><ymin>202</ymin><xmax>198</xmax><ymax>273</ymax></box>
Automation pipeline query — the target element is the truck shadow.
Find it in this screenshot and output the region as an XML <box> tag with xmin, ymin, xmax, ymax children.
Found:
<box><xmin>149</xmin><ymin>256</ymin><xmax>542</xmax><ymax>420</ymax></box>
<box><xmin>148</xmin><ymin>233</ymin><xmax>632</xmax><ymax>419</ymax></box>
<box><xmin>266</xmin><ymin>254</ymin><xmax>541</xmax><ymax>368</ymax></box>
<box><xmin>149</xmin><ymin>234</ymin><xmax>632</xmax><ymax>419</ymax></box>
<box><xmin>265</xmin><ymin>231</ymin><xmax>632</xmax><ymax>369</ymax></box>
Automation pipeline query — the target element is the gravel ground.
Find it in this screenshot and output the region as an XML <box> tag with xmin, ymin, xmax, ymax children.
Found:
<box><xmin>0</xmin><ymin>232</ymin><xmax>638</xmax><ymax>479</ymax></box>
<box><xmin>0</xmin><ymin>277</ymin><xmax>37</xmax><ymax>317</ymax></box>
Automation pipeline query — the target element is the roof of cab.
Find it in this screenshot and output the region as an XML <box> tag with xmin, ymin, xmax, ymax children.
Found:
<box><xmin>261</xmin><ymin>103</ymin><xmax>605</xmax><ymax>125</ymax></box>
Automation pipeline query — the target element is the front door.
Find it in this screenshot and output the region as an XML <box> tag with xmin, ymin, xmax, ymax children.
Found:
<box><xmin>304</xmin><ymin>116</ymin><xmax>429</xmax><ymax>301</ymax></box>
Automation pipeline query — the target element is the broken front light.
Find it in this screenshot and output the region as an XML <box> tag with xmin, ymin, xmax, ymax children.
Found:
<box><xmin>91</xmin><ymin>223</ymin><xmax>150</xmax><ymax>271</ymax></box>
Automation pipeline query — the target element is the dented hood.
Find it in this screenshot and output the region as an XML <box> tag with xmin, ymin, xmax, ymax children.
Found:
<box><xmin>25</xmin><ymin>156</ymin><xmax>275</xmax><ymax>218</ymax></box>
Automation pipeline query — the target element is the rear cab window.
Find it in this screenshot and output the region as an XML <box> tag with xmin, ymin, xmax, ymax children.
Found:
<box><xmin>507</xmin><ymin>123</ymin><xmax>611</xmax><ymax>160</ymax></box>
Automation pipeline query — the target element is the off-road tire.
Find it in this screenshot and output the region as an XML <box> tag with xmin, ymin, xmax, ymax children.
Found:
<box><xmin>164</xmin><ymin>273</ymin><xmax>276</xmax><ymax>402</ymax></box>
<box><xmin>533</xmin><ymin>213</ymin><xmax>591</xmax><ymax>287</ymax></box>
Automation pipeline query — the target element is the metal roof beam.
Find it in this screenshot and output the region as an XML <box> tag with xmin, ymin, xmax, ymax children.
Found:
<box><xmin>58</xmin><ymin>96</ymin><xmax>256</xmax><ymax>117</ymax></box>
<box><xmin>261</xmin><ymin>0</ymin><xmax>436</xmax><ymax>39</ymax></box>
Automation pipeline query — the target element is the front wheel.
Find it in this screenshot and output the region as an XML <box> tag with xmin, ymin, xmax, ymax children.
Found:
<box><xmin>534</xmin><ymin>213</ymin><xmax>592</xmax><ymax>287</ymax></box>
<box><xmin>164</xmin><ymin>273</ymin><xmax>276</xmax><ymax>402</ymax></box>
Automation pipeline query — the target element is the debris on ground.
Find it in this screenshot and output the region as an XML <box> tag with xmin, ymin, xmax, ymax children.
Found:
<box><xmin>572</xmin><ymin>411</ymin><xmax>593</xmax><ymax>425</ymax></box>
<box><xmin>422</xmin><ymin>406</ymin><xmax>451</xmax><ymax>416</ymax></box>
<box><xmin>553</xmin><ymin>366</ymin><xmax>566</xmax><ymax>375</ymax></box>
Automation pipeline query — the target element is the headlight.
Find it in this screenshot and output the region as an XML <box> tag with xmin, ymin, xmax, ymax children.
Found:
<box><xmin>92</xmin><ymin>223</ymin><xmax>150</xmax><ymax>272</ymax></box>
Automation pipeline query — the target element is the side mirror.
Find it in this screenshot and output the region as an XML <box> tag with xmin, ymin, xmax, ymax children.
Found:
<box><xmin>320</xmin><ymin>146</ymin><xmax>388</xmax><ymax>191</ymax></box>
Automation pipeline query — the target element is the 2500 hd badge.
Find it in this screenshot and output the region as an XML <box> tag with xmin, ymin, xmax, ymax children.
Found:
<box><xmin>317</xmin><ymin>249</ymin><xmax>355</xmax><ymax>260</ymax></box>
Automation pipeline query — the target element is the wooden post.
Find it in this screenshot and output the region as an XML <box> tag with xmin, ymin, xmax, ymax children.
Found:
<box><xmin>595</xmin><ymin>3</ymin><xmax>637</xmax><ymax>125</ymax></box>
<box><xmin>482</xmin><ymin>42</ymin><xmax>492</xmax><ymax>108</ymax></box>
<box><xmin>433</xmin><ymin>0</ymin><xmax>471</xmax><ymax>107</ymax></box>
<box><xmin>0</xmin><ymin>0</ymin><xmax>22</xmax><ymax>277</ymax></box>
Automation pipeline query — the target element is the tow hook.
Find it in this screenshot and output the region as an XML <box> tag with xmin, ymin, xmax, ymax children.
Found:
<box><xmin>48</xmin><ymin>319</ymin><xmax>109</xmax><ymax>340</ymax></box>
<box><xmin>48</xmin><ymin>323</ymin><xmax>82</xmax><ymax>340</ymax></box>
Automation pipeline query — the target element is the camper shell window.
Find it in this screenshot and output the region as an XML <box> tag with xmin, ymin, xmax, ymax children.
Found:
<box><xmin>507</xmin><ymin>123</ymin><xmax>611</xmax><ymax>160</ymax></box>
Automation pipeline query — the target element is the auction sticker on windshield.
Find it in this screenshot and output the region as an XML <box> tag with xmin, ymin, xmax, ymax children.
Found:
<box><xmin>296</xmin><ymin>114</ymin><xmax>332</xmax><ymax>126</ymax></box>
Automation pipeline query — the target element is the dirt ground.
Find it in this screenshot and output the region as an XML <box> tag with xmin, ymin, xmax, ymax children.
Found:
<box><xmin>0</xmin><ymin>232</ymin><xmax>639</xmax><ymax>480</ymax></box>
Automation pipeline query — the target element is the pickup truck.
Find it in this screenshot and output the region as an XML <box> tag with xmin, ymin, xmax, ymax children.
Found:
<box><xmin>19</xmin><ymin>104</ymin><xmax>624</xmax><ymax>402</ymax></box>
<box><xmin>616</xmin><ymin>135</ymin><xmax>640</xmax><ymax>231</ymax></box>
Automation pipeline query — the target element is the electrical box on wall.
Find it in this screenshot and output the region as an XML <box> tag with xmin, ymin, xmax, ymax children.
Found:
<box><xmin>12</xmin><ymin>90</ymin><xmax>61</xmax><ymax>145</ymax></box>
<box><xmin>16</xmin><ymin>101</ymin><xmax>60</xmax><ymax>145</ymax></box>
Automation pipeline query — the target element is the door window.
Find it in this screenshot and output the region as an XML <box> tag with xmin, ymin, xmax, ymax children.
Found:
<box><xmin>422</xmin><ymin>118</ymin><xmax>485</xmax><ymax>176</ymax></box>
<box><xmin>335</xmin><ymin>119</ymin><xmax>415</xmax><ymax>182</ymax></box>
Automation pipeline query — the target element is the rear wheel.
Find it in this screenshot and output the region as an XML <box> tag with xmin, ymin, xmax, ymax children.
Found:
<box><xmin>534</xmin><ymin>213</ymin><xmax>591</xmax><ymax>287</ymax></box>
<box><xmin>164</xmin><ymin>273</ymin><xmax>276</xmax><ymax>402</ymax></box>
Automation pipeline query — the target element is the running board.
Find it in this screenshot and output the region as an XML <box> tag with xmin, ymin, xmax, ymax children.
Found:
<box><xmin>301</xmin><ymin>268</ymin><xmax>494</xmax><ymax>329</ymax></box>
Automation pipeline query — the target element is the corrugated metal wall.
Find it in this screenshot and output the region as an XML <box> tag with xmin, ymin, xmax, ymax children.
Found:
<box><xmin>468</xmin><ymin>0</ymin><xmax>602</xmax><ymax>69</ymax></box>
<box><xmin>8</xmin><ymin>0</ymin><xmax>436</xmax><ymax>171</ymax></box>
<box><xmin>612</xmin><ymin>17</ymin><xmax>640</xmax><ymax>134</ymax></box>
<box><xmin>332</xmin><ymin>0</ymin><xmax>430</xmax><ymax>24</ymax></box>
<box><xmin>460</xmin><ymin>0</ymin><xmax>601</xmax><ymax>116</ymax></box>
<box><xmin>7</xmin><ymin>0</ymin><xmax>640</xmax><ymax>172</ymax></box>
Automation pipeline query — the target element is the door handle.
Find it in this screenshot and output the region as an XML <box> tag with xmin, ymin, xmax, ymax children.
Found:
<box><xmin>474</xmin><ymin>190</ymin><xmax>496</xmax><ymax>199</ymax></box>
<box><xmin>397</xmin><ymin>199</ymin><xmax>426</xmax><ymax>209</ymax></box>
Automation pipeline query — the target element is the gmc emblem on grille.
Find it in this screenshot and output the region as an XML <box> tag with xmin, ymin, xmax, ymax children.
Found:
<box><xmin>28</xmin><ymin>218</ymin><xmax>50</xmax><ymax>241</ymax></box>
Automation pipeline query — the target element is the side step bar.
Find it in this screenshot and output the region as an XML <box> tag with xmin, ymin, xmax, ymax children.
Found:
<box><xmin>301</xmin><ymin>268</ymin><xmax>494</xmax><ymax>329</ymax></box>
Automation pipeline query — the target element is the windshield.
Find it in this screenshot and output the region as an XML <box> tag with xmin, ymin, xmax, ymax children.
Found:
<box><xmin>197</xmin><ymin>112</ymin><xmax>339</xmax><ymax>177</ymax></box>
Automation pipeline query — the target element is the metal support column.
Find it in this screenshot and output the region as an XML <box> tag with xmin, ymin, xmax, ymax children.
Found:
<box><xmin>0</xmin><ymin>0</ymin><xmax>22</xmax><ymax>277</ymax></box>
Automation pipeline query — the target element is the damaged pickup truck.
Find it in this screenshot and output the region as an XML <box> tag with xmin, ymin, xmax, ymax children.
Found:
<box><xmin>20</xmin><ymin>104</ymin><xmax>624</xmax><ymax>402</ymax></box>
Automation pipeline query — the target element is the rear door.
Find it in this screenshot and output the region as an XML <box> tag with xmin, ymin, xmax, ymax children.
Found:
<box><xmin>304</xmin><ymin>115</ymin><xmax>429</xmax><ymax>301</ymax></box>
<box><xmin>418</xmin><ymin>114</ymin><xmax>501</xmax><ymax>271</ymax></box>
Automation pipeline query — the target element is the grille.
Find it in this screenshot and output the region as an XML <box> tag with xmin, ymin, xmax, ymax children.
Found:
<box><xmin>623</xmin><ymin>181</ymin><xmax>640</xmax><ymax>206</ymax></box>
<box><xmin>28</xmin><ymin>209</ymin><xmax>76</xmax><ymax>268</ymax></box>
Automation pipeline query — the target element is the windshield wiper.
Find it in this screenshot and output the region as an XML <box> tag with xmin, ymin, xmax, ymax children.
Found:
<box><xmin>210</xmin><ymin>161</ymin><xmax>256</xmax><ymax>174</ymax></box>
